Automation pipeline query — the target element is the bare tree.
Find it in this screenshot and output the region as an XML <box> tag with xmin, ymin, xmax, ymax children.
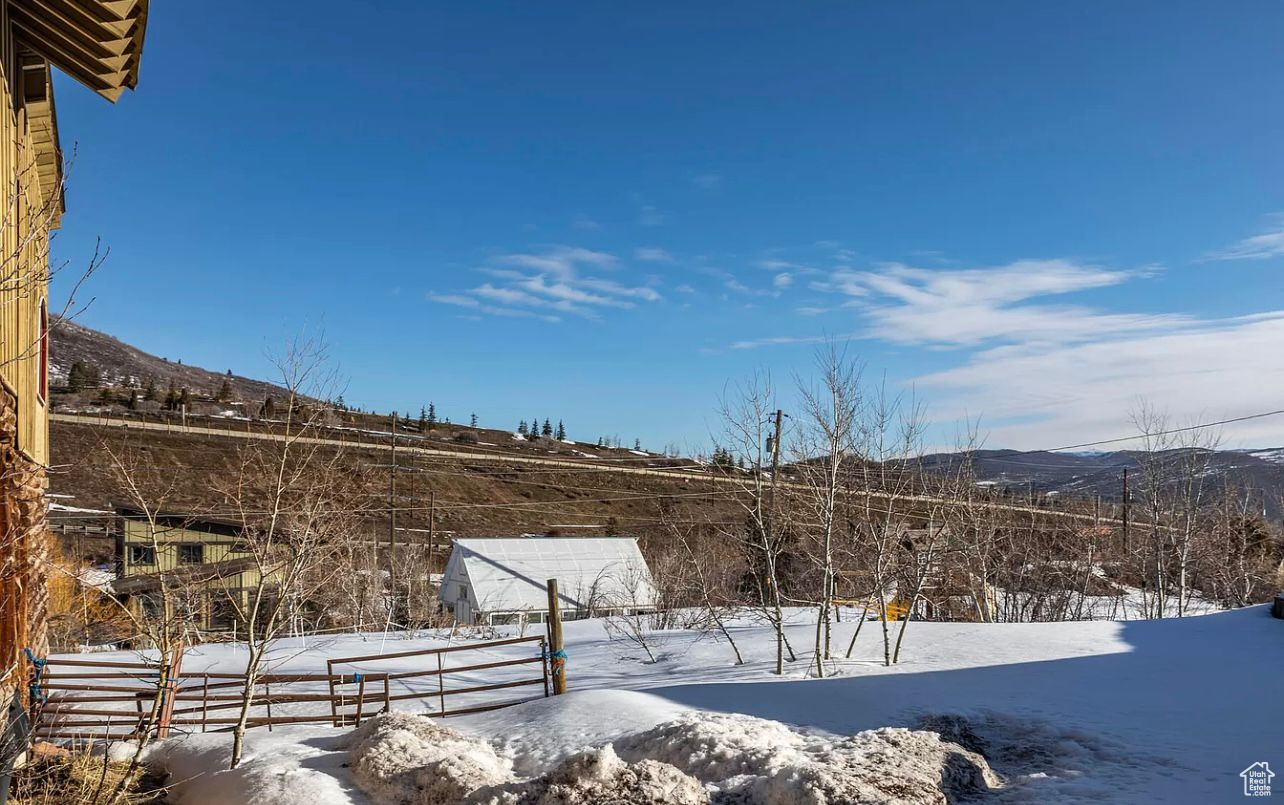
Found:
<box><xmin>92</xmin><ymin>443</ymin><xmax>199</xmax><ymax>797</ymax></box>
<box><xmin>715</xmin><ymin>372</ymin><xmax>794</xmax><ymax>674</ymax></box>
<box><xmin>846</xmin><ymin>378</ymin><xmax>928</xmax><ymax>665</ymax></box>
<box><xmin>216</xmin><ymin>337</ymin><xmax>366</xmax><ymax>769</ymax></box>
<box><xmin>791</xmin><ymin>345</ymin><xmax>862</xmax><ymax>676</ymax></box>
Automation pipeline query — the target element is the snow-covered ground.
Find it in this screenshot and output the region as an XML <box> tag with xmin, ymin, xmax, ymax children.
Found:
<box><xmin>64</xmin><ymin>606</ymin><xmax>1284</xmax><ymax>804</ymax></box>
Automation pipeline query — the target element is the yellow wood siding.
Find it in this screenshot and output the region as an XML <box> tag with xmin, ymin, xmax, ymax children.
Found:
<box><xmin>0</xmin><ymin>5</ymin><xmax>51</xmax><ymax>467</ymax></box>
<box><xmin>121</xmin><ymin>519</ymin><xmax>278</xmax><ymax>631</ymax></box>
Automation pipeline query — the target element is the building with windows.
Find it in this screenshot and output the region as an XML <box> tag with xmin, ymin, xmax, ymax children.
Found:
<box><xmin>0</xmin><ymin>0</ymin><xmax>150</xmax><ymax>690</ymax></box>
<box><xmin>440</xmin><ymin>537</ymin><xmax>657</xmax><ymax>626</ymax></box>
<box><xmin>113</xmin><ymin>508</ymin><xmax>271</xmax><ymax>636</ymax></box>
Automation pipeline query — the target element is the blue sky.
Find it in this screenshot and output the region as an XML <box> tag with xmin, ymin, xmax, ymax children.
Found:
<box><xmin>49</xmin><ymin>1</ymin><xmax>1284</xmax><ymax>451</ymax></box>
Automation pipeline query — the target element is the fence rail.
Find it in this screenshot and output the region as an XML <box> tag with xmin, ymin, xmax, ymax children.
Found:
<box><xmin>31</xmin><ymin>635</ymin><xmax>551</xmax><ymax>744</ymax></box>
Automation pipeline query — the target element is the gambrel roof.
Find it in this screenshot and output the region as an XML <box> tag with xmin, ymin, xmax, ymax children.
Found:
<box><xmin>443</xmin><ymin>537</ymin><xmax>657</xmax><ymax>613</ymax></box>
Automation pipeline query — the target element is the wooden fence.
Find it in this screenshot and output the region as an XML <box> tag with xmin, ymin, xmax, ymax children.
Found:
<box><xmin>327</xmin><ymin>634</ymin><xmax>550</xmax><ymax>723</ymax></box>
<box><xmin>33</xmin><ymin>652</ymin><xmax>182</xmax><ymax>744</ymax></box>
<box><xmin>30</xmin><ymin>635</ymin><xmax>551</xmax><ymax>744</ymax></box>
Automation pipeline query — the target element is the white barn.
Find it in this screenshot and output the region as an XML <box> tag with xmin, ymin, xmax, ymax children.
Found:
<box><xmin>439</xmin><ymin>537</ymin><xmax>658</xmax><ymax>625</ymax></box>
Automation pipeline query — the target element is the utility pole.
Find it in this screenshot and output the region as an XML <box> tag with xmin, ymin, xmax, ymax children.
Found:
<box><xmin>389</xmin><ymin>413</ymin><xmax>397</xmax><ymax>590</ymax></box>
<box><xmin>427</xmin><ymin>490</ymin><xmax>437</xmax><ymax>575</ymax></box>
<box><xmin>766</xmin><ymin>409</ymin><xmax>784</xmax><ymax>539</ymax></box>
<box><xmin>766</xmin><ymin>409</ymin><xmax>784</xmax><ymax>676</ymax></box>
<box><xmin>1122</xmin><ymin>467</ymin><xmax>1130</xmax><ymax>553</ymax></box>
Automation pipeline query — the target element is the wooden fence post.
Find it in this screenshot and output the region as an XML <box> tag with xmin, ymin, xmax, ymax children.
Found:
<box><xmin>546</xmin><ymin>579</ymin><xmax>566</xmax><ymax>695</ymax></box>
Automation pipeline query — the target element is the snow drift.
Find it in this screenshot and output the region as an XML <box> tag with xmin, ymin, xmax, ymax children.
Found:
<box><xmin>341</xmin><ymin>710</ymin><xmax>1001</xmax><ymax>805</ymax></box>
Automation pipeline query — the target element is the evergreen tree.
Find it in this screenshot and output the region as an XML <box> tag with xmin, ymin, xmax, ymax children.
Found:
<box><xmin>634</xmin><ymin>438</ymin><xmax>642</xmax><ymax>451</ymax></box>
<box><xmin>262</xmin><ymin>396</ymin><xmax>277</xmax><ymax>419</ymax></box>
<box><xmin>97</xmin><ymin>386</ymin><xmax>113</xmax><ymax>405</ymax></box>
<box><xmin>470</xmin><ymin>412</ymin><xmax>478</xmax><ymax>428</ymax></box>
<box><xmin>530</xmin><ymin>415</ymin><xmax>540</xmax><ymax>438</ymax></box>
<box><xmin>541</xmin><ymin>419</ymin><xmax>553</xmax><ymax>437</ymax></box>
<box><xmin>127</xmin><ymin>389</ymin><xmax>139</xmax><ymax>410</ymax></box>
<box><xmin>518</xmin><ymin>420</ymin><xmax>528</xmax><ymax>436</ymax></box>
<box><xmin>164</xmin><ymin>383</ymin><xmax>179</xmax><ymax>411</ymax></box>
<box><xmin>427</xmin><ymin>403</ymin><xmax>437</xmax><ymax>426</ymax></box>
<box><xmin>179</xmin><ymin>387</ymin><xmax>191</xmax><ymax>409</ymax></box>
<box><xmin>419</xmin><ymin>406</ymin><xmax>428</xmax><ymax>432</ymax></box>
<box><xmin>143</xmin><ymin>377</ymin><xmax>158</xmax><ymax>402</ymax></box>
<box><xmin>216</xmin><ymin>377</ymin><xmax>233</xmax><ymax>402</ymax></box>
<box><xmin>555</xmin><ymin>420</ymin><xmax>566</xmax><ymax>441</ymax></box>
<box><xmin>67</xmin><ymin>362</ymin><xmax>101</xmax><ymax>392</ymax></box>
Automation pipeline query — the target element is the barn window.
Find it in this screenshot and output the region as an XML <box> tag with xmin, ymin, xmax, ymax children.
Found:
<box><xmin>178</xmin><ymin>544</ymin><xmax>205</xmax><ymax>564</ymax></box>
<box><xmin>129</xmin><ymin>545</ymin><xmax>156</xmax><ymax>565</ymax></box>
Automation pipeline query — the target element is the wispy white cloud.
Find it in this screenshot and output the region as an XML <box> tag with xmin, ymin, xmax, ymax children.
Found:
<box><xmin>1206</xmin><ymin>215</ymin><xmax>1284</xmax><ymax>261</ymax></box>
<box><xmin>731</xmin><ymin>333</ymin><xmax>851</xmax><ymax>350</ymax></box>
<box><xmin>729</xmin><ymin>255</ymin><xmax>1284</xmax><ymax>446</ymax></box>
<box><xmin>634</xmin><ymin>247</ymin><xmax>674</xmax><ymax>263</ymax></box>
<box><xmin>497</xmin><ymin>246</ymin><xmax>618</xmax><ymax>279</ymax></box>
<box><xmin>427</xmin><ymin>293</ymin><xmax>560</xmax><ymax>322</ymax></box>
<box><xmin>915</xmin><ymin>311</ymin><xmax>1284</xmax><ymax>449</ymax></box>
<box><xmin>692</xmin><ymin>173</ymin><xmax>722</xmax><ymax>190</ymax></box>
<box><xmin>773</xmin><ymin>272</ymin><xmax>794</xmax><ymax>289</ymax></box>
<box><xmin>824</xmin><ymin>260</ymin><xmax>1176</xmax><ymax>347</ymax></box>
<box><xmin>429</xmin><ymin>246</ymin><xmax>660</xmax><ymax>321</ymax></box>
<box><xmin>571</xmin><ymin>213</ymin><xmax>600</xmax><ymax>231</ymax></box>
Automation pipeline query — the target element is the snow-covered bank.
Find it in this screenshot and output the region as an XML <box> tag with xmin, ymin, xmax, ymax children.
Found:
<box><xmin>70</xmin><ymin>606</ymin><xmax>1283</xmax><ymax>803</ymax></box>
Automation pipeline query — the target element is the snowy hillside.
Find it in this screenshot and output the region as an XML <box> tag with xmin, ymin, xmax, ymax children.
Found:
<box><xmin>66</xmin><ymin>606</ymin><xmax>1284</xmax><ymax>804</ymax></box>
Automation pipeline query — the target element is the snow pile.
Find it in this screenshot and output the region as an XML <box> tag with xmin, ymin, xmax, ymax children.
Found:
<box><xmin>615</xmin><ymin>713</ymin><xmax>999</xmax><ymax>803</ymax></box>
<box><xmin>479</xmin><ymin>745</ymin><xmax>707</xmax><ymax>804</ymax></box>
<box><xmin>341</xmin><ymin>712</ymin><xmax>513</xmax><ymax>804</ymax></box>
<box><xmin>467</xmin><ymin>690</ymin><xmax>693</xmax><ymax>776</ymax></box>
<box><xmin>341</xmin><ymin>710</ymin><xmax>1000</xmax><ymax>805</ymax></box>
<box><xmin>614</xmin><ymin>711</ymin><xmax>807</xmax><ymax>780</ymax></box>
<box><xmin>757</xmin><ymin>728</ymin><xmax>1000</xmax><ymax>804</ymax></box>
<box><xmin>344</xmin><ymin>713</ymin><xmax>705</xmax><ymax>805</ymax></box>
<box><xmin>151</xmin><ymin>730</ymin><xmax>358</xmax><ymax>805</ymax></box>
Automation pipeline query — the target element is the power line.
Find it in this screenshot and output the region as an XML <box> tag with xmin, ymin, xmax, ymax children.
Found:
<box><xmin>966</xmin><ymin>408</ymin><xmax>1284</xmax><ymax>459</ymax></box>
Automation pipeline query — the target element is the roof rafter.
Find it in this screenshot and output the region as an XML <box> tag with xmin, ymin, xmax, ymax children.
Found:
<box><xmin>9</xmin><ymin>0</ymin><xmax>148</xmax><ymax>102</ymax></box>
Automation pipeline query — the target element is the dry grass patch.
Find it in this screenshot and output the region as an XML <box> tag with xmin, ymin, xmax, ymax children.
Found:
<box><xmin>9</xmin><ymin>753</ymin><xmax>166</xmax><ymax>805</ymax></box>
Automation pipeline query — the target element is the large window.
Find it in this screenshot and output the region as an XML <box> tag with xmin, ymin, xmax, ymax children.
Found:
<box><xmin>128</xmin><ymin>545</ymin><xmax>156</xmax><ymax>565</ymax></box>
<box><xmin>177</xmin><ymin>544</ymin><xmax>205</xmax><ymax>564</ymax></box>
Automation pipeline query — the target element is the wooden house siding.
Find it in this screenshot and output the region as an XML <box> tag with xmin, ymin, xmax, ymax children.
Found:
<box><xmin>0</xmin><ymin>3</ymin><xmax>52</xmax><ymax>466</ymax></box>
<box><xmin>0</xmin><ymin>1</ymin><xmax>149</xmax><ymax>699</ymax></box>
<box><xmin>119</xmin><ymin>518</ymin><xmax>276</xmax><ymax>633</ymax></box>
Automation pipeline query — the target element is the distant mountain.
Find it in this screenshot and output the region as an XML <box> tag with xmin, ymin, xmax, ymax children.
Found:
<box><xmin>919</xmin><ymin>448</ymin><xmax>1284</xmax><ymax>519</ymax></box>
<box><xmin>48</xmin><ymin>318</ymin><xmax>288</xmax><ymax>405</ymax></box>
